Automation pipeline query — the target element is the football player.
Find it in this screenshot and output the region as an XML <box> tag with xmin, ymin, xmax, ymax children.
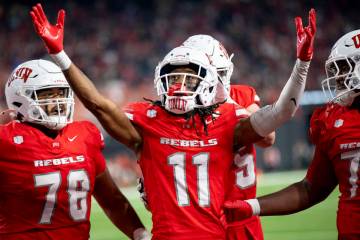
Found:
<box><xmin>224</xmin><ymin>30</ymin><xmax>360</xmax><ymax>240</ymax></box>
<box><xmin>0</xmin><ymin>59</ymin><xmax>149</xmax><ymax>240</ymax></box>
<box><xmin>30</xmin><ymin>3</ymin><xmax>315</xmax><ymax>239</ymax></box>
<box><xmin>182</xmin><ymin>34</ymin><xmax>275</xmax><ymax>240</ymax></box>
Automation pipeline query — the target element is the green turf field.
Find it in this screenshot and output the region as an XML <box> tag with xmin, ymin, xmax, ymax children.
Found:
<box><xmin>90</xmin><ymin>170</ymin><xmax>338</xmax><ymax>240</ymax></box>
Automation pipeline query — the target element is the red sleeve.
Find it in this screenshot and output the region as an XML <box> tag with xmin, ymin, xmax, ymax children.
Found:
<box><xmin>84</xmin><ymin>121</ymin><xmax>106</xmax><ymax>176</ymax></box>
<box><xmin>246</xmin><ymin>85</ymin><xmax>260</xmax><ymax>106</ymax></box>
<box><xmin>309</xmin><ymin>106</ymin><xmax>327</xmax><ymax>145</ymax></box>
<box><xmin>122</xmin><ymin>102</ymin><xmax>149</xmax><ymax>127</ymax></box>
<box><xmin>305</xmin><ymin>145</ymin><xmax>338</xmax><ymax>191</ymax></box>
<box><xmin>230</xmin><ymin>85</ymin><xmax>260</xmax><ymax>108</ymax></box>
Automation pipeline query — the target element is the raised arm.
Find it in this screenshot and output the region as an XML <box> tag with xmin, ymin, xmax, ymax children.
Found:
<box><xmin>30</xmin><ymin>3</ymin><xmax>142</xmax><ymax>150</ymax></box>
<box><xmin>245</xmin><ymin>103</ymin><xmax>276</xmax><ymax>147</ymax></box>
<box><xmin>234</xmin><ymin>9</ymin><xmax>316</xmax><ymax>148</ymax></box>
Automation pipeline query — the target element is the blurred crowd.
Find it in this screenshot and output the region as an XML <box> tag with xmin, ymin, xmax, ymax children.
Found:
<box><xmin>0</xmin><ymin>0</ymin><xmax>359</xmax><ymax>186</ymax></box>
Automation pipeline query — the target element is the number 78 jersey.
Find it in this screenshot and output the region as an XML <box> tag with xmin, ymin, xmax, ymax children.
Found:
<box><xmin>0</xmin><ymin>121</ymin><xmax>105</xmax><ymax>239</ymax></box>
<box><xmin>124</xmin><ymin>102</ymin><xmax>248</xmax><ymax>240</ymax></box>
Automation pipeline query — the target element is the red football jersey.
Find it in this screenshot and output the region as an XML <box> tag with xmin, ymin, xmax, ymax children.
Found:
<box><xmin>0</xmin><ymin>121</ymin><xmax>105</xmax><ymax>240</ymax></box>
<box><xmin>307</xmin><ymin>104</ymin><xmax>360</xmax><ymax>236</ymax></box>
<box><xmin>226</xmin><ymin>85</ymin><xmax>263</xmax><ymax>239</ymax></box>
<box><xmin>124</xmin><ymin>101</ymin><xmax>248</xmax><ymax>240</ymax></box>
<box><xmin>230</xmin><ymin>85</ymin><xmax>260</xmax><ymax>108</ymax></box>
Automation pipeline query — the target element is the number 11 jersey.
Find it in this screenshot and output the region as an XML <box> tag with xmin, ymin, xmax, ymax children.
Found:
<box><xmin>125</xmin><ymin>102</ymin><xmax>248</xmax><ymax>240</ymax></box>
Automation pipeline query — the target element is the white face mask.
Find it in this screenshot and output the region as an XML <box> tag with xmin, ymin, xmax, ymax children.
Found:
<box><xmin>26</xmin><ymin>87</ymin><xmax>74</xmax><ymax>130</ymax></box>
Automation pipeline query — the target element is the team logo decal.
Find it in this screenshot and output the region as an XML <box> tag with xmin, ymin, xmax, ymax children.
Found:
<box><xmin>8</xmin><ymin>67</ymin><xmax>33</xmax><ymax>87</ymax></box>
<box><xmin>334</xmin><ymin>119</ymin><xmax>344</xmax><ymax>128</ymax></box>
<box><xmin>147</xmin><ymin>109</ymin><xmax>157</xmax><ymax>118</ymax></box>
<box><xmin>352</xmin><ymin>34</ymin><xmax>360</xmax><ymax>49</ymax></box>
<box><xmin>218</xmin><ymin>42</ymin><xmax>229</xmax><ymax>58</ymax></box>
<box><xmin>13</xmin><ymin>135</ymin><xmax>24</xmax><ymax>144</ymax></box>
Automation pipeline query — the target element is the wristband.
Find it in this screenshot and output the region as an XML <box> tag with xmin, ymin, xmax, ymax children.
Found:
<box><xmin>245</xmin><ymin>199</ymin><xmax>261</xmax><ymax>216</ymax></box>
<box><xmin>50</xmin><ymin>50</ymin><xmax>72</xmax><ymax>70</ymax></box>
<box><xmin>133</xmin><ymin>228</ymin><xmax>151</xmax><ymax>240</ymax></box>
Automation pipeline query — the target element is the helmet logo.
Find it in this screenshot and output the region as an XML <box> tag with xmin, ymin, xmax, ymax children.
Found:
<box><xmin>352</xmin><ymin>34</ymin><xmax>360</xmax><ymax>49</ymax></box>
<box><xmin>8</xmin><ymin>67</ymin><xmax>33</xmax><ymax>86</ymax></box>
<box><xmin>218</xmin><ymin>43</ymin><xmax>229</xmax><ymax>58</ymax></box>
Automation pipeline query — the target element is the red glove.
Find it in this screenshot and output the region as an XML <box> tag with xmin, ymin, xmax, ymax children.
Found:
<box><xmin>30</xmin><ymin>3</ymin><xmax>65</xmax><ymax>54</ymax></box>
<box><xmin>223</xmin><ymin>200</ymin><xmax>254</xmax><ymax>223</ymax></box>
<box><xmin>295</xmin><ymin>8</ymin><xmax>316</xmax><ymax>61</ymax></box>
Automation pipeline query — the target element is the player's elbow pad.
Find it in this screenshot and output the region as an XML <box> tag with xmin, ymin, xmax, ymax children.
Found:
<box><xmin>250</xmin><ymin>60</ymin><xmax>310</xmax><ymax>137</ymax></box>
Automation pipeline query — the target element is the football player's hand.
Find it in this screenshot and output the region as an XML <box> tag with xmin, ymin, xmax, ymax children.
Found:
<box><xmin>137</xmin><ymin>178</ymin><xmax>150</xmax><ymax>211</ymax></box>
<box><xmin>30</xmin><ymin>3</ymin><xmax>65</xmax><ymax>54</ymax></box>
<box><xmin>295</xmin><ymin>8</ymin><xmax>316</xmax><ymax>61</ymax></box>
<box><xmin>0</xmin><ymin>110</ymin><xmax>16</xmax><ymax>124</ymax></box>
<box><xmin>223</xmin><ymin>200</ymin><xmax>254</xmax><ymax>223</ymax></box>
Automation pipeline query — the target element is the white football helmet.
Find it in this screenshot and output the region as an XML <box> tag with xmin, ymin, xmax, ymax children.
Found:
<box><xmin>322</xmin><ymin>30</ymin><xmax>360</xmax><ymax>106</ymax></box>
<box><xmin>154</xmin><ymin>46</ymin><xmax>218</xmax><ymax>114</ymax></box>
<box><xmin>5</xmin><ymin>59</ymin><xmax>74</xmax><ymax>130</ymax></box>
<box><xmin>182</xmin><ymin>34</ymin><xmax>234</xmax><ymax>95</ymax></box>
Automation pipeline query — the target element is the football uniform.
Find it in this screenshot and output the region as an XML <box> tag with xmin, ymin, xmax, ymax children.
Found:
<box><xmin>124</xmin><ymin>101</ymin><xmax>248</xmax><ymax>240</ymax></box>
<box><xmin>226</xmin><ymin>84</ymin><xmax>264</xmax><ymax>240</ymax></box>
<box><xmin>307</xmin><ymin>103</ymin><xmax>360</xmax><ymax>238</ymax></box>
<box><xmin>0</xmin><ymin>121</ymin><xmax>105</xmax><ymax>240</ymax></box>
<box><xmin>229</xmin><ymin>85</ymin><xmax>260</xmax><ymax>107</ymax></box>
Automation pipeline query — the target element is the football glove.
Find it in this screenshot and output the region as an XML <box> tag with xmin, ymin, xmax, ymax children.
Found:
<box><xmin>295</xmin><ymin>9</ymin><xmax>316</xmax><ymax>61</ymax></box>
<box><xmin>30</xmin><ymin>3</ymin><xmax>65</xmax><ymax>54</ymax></box>
<box><xmin>224</xmin><ymin>199</ymin><xmax>260</xmax><ymax>223</ymax></box>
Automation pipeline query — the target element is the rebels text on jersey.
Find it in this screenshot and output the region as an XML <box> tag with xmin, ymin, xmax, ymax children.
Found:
<box><xmin>307</xmin><ymin>104</ymin><xmax>360</xmax><ymax>235</ymax></box>
<box><xmin>124</xmin><ymin>101</ymin><xmax>247</xmax><ymax>240</ymax></box>
<box><xmin>0</xmin><ymin>121</ymin><xmax>105</xmax><ymax>240</ymax></box>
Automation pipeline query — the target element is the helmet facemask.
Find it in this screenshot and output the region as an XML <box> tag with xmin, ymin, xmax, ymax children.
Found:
<box><xmin>5</xmin><ymin>59</ymin><xmax>75</xmax><ymax>130</ymax></box>
<box><xmin>156</xmin><ymin>63</ymin><xmax>216</xmax><ymax>114</ymax></box>
<box><xmin>154</xmin><ymin>46</ymin><xmax>219</xmax><ymax>115</ymax></box>
<box><xmin>322</xmin><ymin>55</ymin><xmax>360</xmax><ymax>106</ymax></box>
<box><xmin>19</xmin><ymin>85</ymin><xmax>74</xmax><ymax>130</ymax></box>
<box><xmin>216</xmin><ymin>53</ymin><xmax>234</xmax><ymax>93</ymax></box>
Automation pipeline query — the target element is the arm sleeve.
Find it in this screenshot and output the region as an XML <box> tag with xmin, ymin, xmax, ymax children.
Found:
<box><xmin>250</xmin><ymin>59</ymin><xmax>310</xmax><ymax>137</ymax></box>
